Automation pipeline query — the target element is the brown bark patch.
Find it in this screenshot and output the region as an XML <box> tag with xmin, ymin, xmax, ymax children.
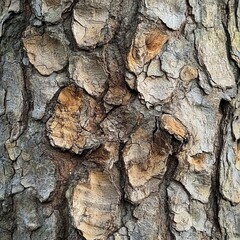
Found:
<box><xmin>180</xmin><ymin>65</ymin><xmax>198</xmax><ymax>82</ymax></box>
<box><xmin>127</xmin><ymin>23</ymin><xmax>168</xmax><ymax>74</ymax></box>
<box><xmin>86</xmin><ymin>142</ymin><xmax>119</xmax><ymax>168</ymax></box>
<box><xmin>47</xmin><ymin>85</ymin><xmax>105</xmax><ymax>154</ymax></box>
<box><xmin>123</xmin><ymin>126</ymin><xmax>170</xmax><ymax>188</ymax></box>
<box><xmin>145</xmin><ymin>30</ymin><xmax>168</xmax><ymax>61</ymax></box>
<box><xmin>70</xmin><ymin>170</ymin><xmax>121</xmax><ymax>240</ymax></box>
<box><xmin>161</xmin><ymin>114</ymin><xmax>188</xmax><ymax>141</ymax></box>
<box><xmin>188</xmin><ymin>153</ymin><xmax>207</xmax><ymax>172</ymax></box>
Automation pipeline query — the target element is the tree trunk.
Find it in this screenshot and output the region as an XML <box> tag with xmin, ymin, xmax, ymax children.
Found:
<box><xmin>0</xmin><ymin>0</ymin><xmax>239</xmax><ymax>239</ymax></box>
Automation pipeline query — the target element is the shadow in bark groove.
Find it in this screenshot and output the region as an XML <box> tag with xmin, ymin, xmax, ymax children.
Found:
<box><xmin>209</xmin><ymin>99</ymin><xmax>233</xmax><ymax>239</ymax></box>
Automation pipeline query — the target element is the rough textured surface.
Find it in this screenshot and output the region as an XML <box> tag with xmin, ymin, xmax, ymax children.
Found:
<box><xmin>228</xmin><ymin>0</ymin><xmax>240</xmax><ymax>67</ymax></box>
<box><xmin>196</xmin><ymin>28</ymin><xmax>235</xmax><ymax>88</ymax></box>
<box><xmin>72</xmin><ymin>1</ymin><xmax>110</xmax><ymax>49</ymax></box>
<box><xmin>137</xmin><ymin>74</ymin><xmax>176</xmax><ymax>106</ymax></box>
<box><xmin>161</xmin><ymin>114</ymin><xmax>188</xmax><ymax>141</ymax></box>
<box><xmin>29</xmin><ymin>71</ymin><xmax>68</xmax><ymax>119</ymax></box>
<box><xmin>69</xmin><ymin>170</ymin><xmax>121</xmax><ymax>240</ymax></box>
<box><xmin>0</xmin><ymin>0</ymin><xmax>239</xmax><ymax>239</ymax></box>
<box><xmin>47</xmin><ymin>85</ymin><xmax>105</xmax><ymax>154</ymax></box>
<box><xmin>23</xmin><ymin>32</ymin><xmax>68</xmax><ymax>75</ymax></box>
<box><xmin>141</xmin><ymin>0</ymin><xmax>187</xmax><ymax>30</ymax></box>
<box><xmin>180</xmin><ymin>65</ymin><xmax>198</xmax><ymax>82</ymax></box>
<box><xmin>127</xmin><ymin>21</ymin><xmax>168</xmax><ymax>74</ymax></box>
<box><xmin>123</xmin><ymin>122</ymin><xmax>169</xmax><ymax>188</ymax></box>
<box><xmin>69</xmin><ymin>53</ymin><xmax>107</xmax><ymax>97</ymax></box>
<box><xmin>42</xmin><ymin>0</ymin><xmax>73</xmax><ymax>23</ymax></box>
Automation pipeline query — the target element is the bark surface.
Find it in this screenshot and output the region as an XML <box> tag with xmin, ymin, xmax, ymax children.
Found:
<box><xmin>0</xmin><ymin>0</ymin><xmax>240</xmax><ymax>239</ymax></box>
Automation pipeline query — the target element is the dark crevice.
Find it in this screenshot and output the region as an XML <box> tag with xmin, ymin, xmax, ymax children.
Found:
<box><xmin>41</xmin><ymin>85</ymin><xmax>66</xmax><ymax>123</ymax></box>
<box><xmin>117</xmin><ymin>141</ymin><xmax>137</xmax><ymax>204</ymax></box>
<box><xmin>114</xmin><ymin>0</ymin><xmax>140</xmax><ymax>54</ymax></box>
<box><xmin>156</xmin><ymin>115</ymin><xmax>181</xmax><ymax>240</ymax></box>
<box><xmin>62</xmin><ymin>0</ymin><xmax>82</xmax><ymax>53</ymax></box>
<box><xmin>21</xmin><ymin>57</ymin><xmax>33</xmax><ymax>140</ymax></box>
<box><xmin>46</xmin><ymin>145</ymin><xmax>87</xmax><ymax>240</ymax></box>
<box><xmin>158</xmin><ymin>155</ymin><xmax>178</xmax><ymax>240</ymax></box>
<box><xmin>234</xmin><ymin>0</ymin><xmax>239</xmax><ymax>30</ymax></box>
<box><xmin>185</xmin><ymin>0</ymin><xmax>196</xmax><ymax>22</ymax></box>
<box><xmin>101</xmin><ymin>0</ymin><xmax>139</xmax><ymax>107</ymax></box>
<box><xmin>94</xmin><ymin>5</ymin><xmax>142</xmax><ymax>237</ymax></box>
<box><xmin>62</xmin><ymin>0</ymin><xmax>80</xmax><ymax>21</ymax></box>
<box><xmin>0</xmin><ymin>0</ymin><xmax>32</xmax><ymax>141</ymax></box>
<box><xmin>210</xmin><ymin>99</ymin><xmax>233</xmax><ymax>239</ymax></box>
<box><xmin>0</xmin><ymin>1</ymin><xmax>31</xmax><ymax>237</ymax></box>
<box><xmin>21</xmin><ymin>63</ymin><xmax>32</xmax><ymax>124</ymax></box>
<box><xmin>116</xmin><ymin>142</ymin><xmax>138</xmax><ymax>239</ymax></box>
<box><xmin>223</xmin><ymin>0</ymin><xmax>240</xmax><ymax>80</ymax></box>
<box><xmin>116</xmin><ymin>142</ymin><xmax>128</xmax><ymax>195</ymax></box>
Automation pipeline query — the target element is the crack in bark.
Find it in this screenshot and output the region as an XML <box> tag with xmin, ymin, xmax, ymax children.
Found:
<box><xmin>210</xmin><ymin>100</ymin><xmax>233</xmax><ymax>239</ymax></box>
<box><xmin>115</xmin><ymin>145</ymin><xmax>135</xmax><ymax>239</ymax></box>
<box><xmin>224</xmin><ymin>0</ymin><xmax>240</xmax><ymax>81</ymax></box>
<box><xmin>0</xmin><ymin>0</ymin><xmax>32</xmax><ymax>141</ymax></box>
<box><xmin>233</xmin><ymin>0</ymin><xmax>239</xmax><ymax>31</ymax></box>
<box><xmin>155</xmin><ymin>113</ymin><xmax>181</xmax><ymax>239</ymax></box>
<box><xmin>159</xmin><ymin>155</ymin><xmax>178</xmax><ymax>240</ymax></box>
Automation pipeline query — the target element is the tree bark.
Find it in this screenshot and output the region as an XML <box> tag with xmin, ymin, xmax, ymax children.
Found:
<box><xmin>0</xmin><ymin>0</ymin><xmax>240</xmax><ymax>239</ymax></box>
